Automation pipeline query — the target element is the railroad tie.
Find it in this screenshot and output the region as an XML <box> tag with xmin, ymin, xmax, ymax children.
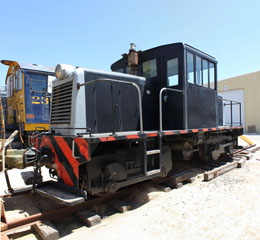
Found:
<box><xmin>76</xmin><ymin>210</ymin><xmax>101</xmax><ymax>227</ymax></box>
<box><xmin>110</xmin><ymin>200</ymin><xmax>131</xmax><ymax>213</ymax></box>
<box><xmin>32</xmin><ymin>221</ymin><xmax>59</xmax><ymax>240</ymax></box>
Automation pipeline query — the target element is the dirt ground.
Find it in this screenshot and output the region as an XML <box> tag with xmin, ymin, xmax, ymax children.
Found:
<box><xmin>1</xmin><ymin>135</ymin><xmax>260</xmax><ymax>240</ymax></box>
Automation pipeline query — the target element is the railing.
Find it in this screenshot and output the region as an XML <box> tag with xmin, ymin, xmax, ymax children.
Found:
<box><xmin>78</xmin><ymin>78</ymin><xmax>144</xmax><ymax>134</ymax></box>
<box><xmin>159</xmin><ymin>87</ymin><xmax>184</xmax><ymax>132</ymax></box>
<box><xmin>222</xmin><ymin>99</ymin><xmax>242</xmax><ymax>126</ymax></box>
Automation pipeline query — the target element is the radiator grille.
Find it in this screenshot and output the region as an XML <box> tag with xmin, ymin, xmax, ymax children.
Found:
<box><xmin>50</xmin><ymin>81</ymin><xmax>73</xmax><ymax>124</ymax></box>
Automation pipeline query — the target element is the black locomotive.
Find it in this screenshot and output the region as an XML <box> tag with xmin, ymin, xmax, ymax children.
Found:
<box><xmin>29</xmin><ymin>43</ymin><xmax>242</xmax><ymax>197</ymax></box>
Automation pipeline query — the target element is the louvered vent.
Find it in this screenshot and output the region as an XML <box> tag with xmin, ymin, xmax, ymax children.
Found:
<box><xmin>51</xmin><ymin>81</ymin><xmax>73</xmax><ymax>124</ymax></box>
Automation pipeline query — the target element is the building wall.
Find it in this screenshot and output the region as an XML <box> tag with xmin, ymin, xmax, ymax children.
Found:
<box><xmin>218</xmin><ymin>71</ymin><xmax>260</xmax><ymax>133</ymax></box>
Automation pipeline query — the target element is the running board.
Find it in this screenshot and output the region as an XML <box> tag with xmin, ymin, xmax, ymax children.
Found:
<box><xmin>35</xmin><ymin>181</ymin><xmax>87</xmax><ymax>206</ymax></box>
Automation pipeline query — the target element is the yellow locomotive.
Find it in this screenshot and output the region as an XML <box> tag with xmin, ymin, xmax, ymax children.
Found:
<box><xmin>1</xmin><ymin>60</ymin><xmax>55</xmax><ymax>147</ymax></box>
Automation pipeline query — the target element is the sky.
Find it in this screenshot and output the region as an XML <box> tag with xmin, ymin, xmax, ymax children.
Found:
<box><xmin>0</xmin><ymin>0</ymin><xmax>259</xmax><ymax>86</ymax></box>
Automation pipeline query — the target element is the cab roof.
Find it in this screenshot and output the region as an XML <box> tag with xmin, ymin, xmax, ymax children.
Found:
<box><xmin>111</xmin><ymin>42</ymin><xmax>217</xmax><ymax>70</ymax></box>
<box><xmin>1</xmin><ymin>60</ymin><xmax>55</xmax><ymax>72</ymax></box>
<box><xmin>1</xmin><ymin>60</ymin><xmax>55</xmax><ymax>83</ymax></box>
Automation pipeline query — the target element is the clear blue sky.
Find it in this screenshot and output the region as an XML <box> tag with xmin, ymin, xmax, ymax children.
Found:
<box><xmin>0</xmin><ymin>0</ymin><xmax>259</xmax><ymax>85</ymax></box>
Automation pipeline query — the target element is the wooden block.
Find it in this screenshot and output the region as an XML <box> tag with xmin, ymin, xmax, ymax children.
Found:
<box><xmin>0</xmin><ymin>222</ymin><xmax>8</xmax><ymax>231</ymax></box>
<box><xmin>110</xmin><ymin>200</ymin><xmax>131</xmax><ymax>213</ymax></box>
<box><xmin>173</xmin><ymin>182</ymin><xmax>183</xmax><ymax>189</ymax></box>
<box><xmin>1</xmin><ymin>234</ymin><xmax>10</xmax><ymax>240</ymax></box>
<box><xmin>169</xmin><ymin>170</ymin><xmax>194</xmax><ymax>184</ymax></box>
<box><xmin>204</xmin><ymin>172</ymin><xmax>214</xmax><ymax>181</ymax></box>
<box><xmin>185</xmin><ymin>177</ymin><xmax>196</xmax><ymax>184</ymax></box>
<box><xmin>1</xmin><ymin>199</ymin><xmax>7</xmax><ymax>223</ymax></box>
<box><xmin>157</xmin><ymin>185</ymin><xmax>171</xmax><ymax>192</ymax></box>
<box><xmin>245</xmin><ymin>153</ymin><xmax>253</xmax><ymax>160</ymax></box>
<box><xmin>237</xmin><ymin>158</ymin><xmax>246</xmax><ymax>168</ymax></box>
<box><xmin>77</xmin><ymin>210</ymin><xmax>101</xmax><ymax>227</ymax></box>
<box><xmin>204</xmin><ymin>162</ymin><xmax>237</xmax><ymax>181</ymax></box>
<box><xmin>32</xmin><ymin>221</ymin><xmax>59</xmax><ymax>240</ymax></box>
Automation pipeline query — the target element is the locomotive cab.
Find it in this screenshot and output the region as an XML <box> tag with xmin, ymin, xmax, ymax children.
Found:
<box><xmin>1</xmin><ymin>60</ymin><xmax>55</xmax><ymax>146</ymax></box>
<box><xmin>111</xmin><ymin>43</ymin><xmax>218</xmax><ymax>130</ymax></box>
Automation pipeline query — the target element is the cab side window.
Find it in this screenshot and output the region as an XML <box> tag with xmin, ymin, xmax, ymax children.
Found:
<box><xmin>11</xmin><ymin>75</ymin><xmax>15</xmax><ymax>94</ymax></box>
<box><xmin>195</xmin><ymin>56</ymin><xmax>202</xmax><ymax>86</ymax></box>
<box><xmin>115</xmin><ymin>68</ymin><xmax>123</xmax><ymax>73</ymax></box>
<box><xmin>202</xmin><ymin>60</ymin><xmax>209</xmax><ymax>87</ymax></box>
<box><xmin>19</xmin><ymin>70</ymin><xmax>23</xmax><ymax>90</ymax></box>
<box><xmin>209</xmin><ymin>62</ymin><xmax>215</xmax><ymax>89</ymax></box>
<box><xmin>7</xmin><ymin>76</ymin><xmax>11</xmax><ymax>97</ymax></box>
<box><xmin>15</xmin><ymin>70</ymin><xmax>18</xmax><ymax>91</ymax></box>
<box><xmin>142</xmin><ymin>59</ymin><xmax>157</xmax><ymax>78</ymax></box>
<box><xmin>167</xmin><ymin>58</ymin><xmax>179</xmax><ymax>86</ymax></box>
<box><xmin>187</xmin><ymin>52</ymin><xmax>194</xmax><ymax>84</ymax></box>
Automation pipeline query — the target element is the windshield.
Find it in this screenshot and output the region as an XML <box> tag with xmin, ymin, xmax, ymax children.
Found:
<box><xmin>25</xmin><ymin>72</ymin><xmax>48</xmax><ymax>92</ymax></box>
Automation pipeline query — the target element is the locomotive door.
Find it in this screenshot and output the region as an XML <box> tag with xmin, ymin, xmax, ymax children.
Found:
<box><xmin>161</xmin><ymin>54</ymin><xmax>184</xmax><ymax>130</ymax></box>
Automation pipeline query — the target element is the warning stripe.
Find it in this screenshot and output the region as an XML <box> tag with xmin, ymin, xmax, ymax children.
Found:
<box><xmin>36</xmin><ymin>126</ymin><xmax>243</xmax><ymax>147</ymax></box>
<box><xmin>147</xmin><ymin>133</ymin><xmax>157</xmax><ymax>137</ymax></box>
<box><xmin>37</xmin><ymin>135</ymin><xmax>75</xmax><ymax>187</ymax></box>
<box><xmin>54</xmin><ymin>136</ymin><xmax>80</xmax><ymax>178</ymax></box>
<box><xmin>85</xmin><ymin>126</ymin><xmax>243</xmax><ymax>142</ymax></box>
<box><xmin>100</xmin><ymin>136</ymin><xmax>116</xmax><ymax>142</ymax></box>
<box><xmin>49</xmin><ymin>136</ymin><xmax>78</xmax><ymax>187</ymax></box>
<box><xmin>75</xmin><ymin>137</ymin><xmax>89</xmax><ymax>160</ymax></box>
<box><xmin>180</xmin><ymin>130</ymin><xmax>188</xmax><ymax>134</ymax></box>
<box><xmin>126</xmin><ymin>134</ymin><xmax>139</xmax><ymax>139</ymax></box>
<box><xmin>164</xmin><ymin>131</ymin><xmax>174</xmax><ymax>135</ymax></box>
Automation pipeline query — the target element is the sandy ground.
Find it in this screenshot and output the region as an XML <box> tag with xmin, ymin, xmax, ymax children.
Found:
<box><xmin>1</xmin><ymin>135</ymin><xmax>260</xmax><ymax>240</ymax></box>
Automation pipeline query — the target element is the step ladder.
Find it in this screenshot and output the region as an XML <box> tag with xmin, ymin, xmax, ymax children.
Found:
<box><xmin>143</xmin><ymin>134</ymin><xmax>162</xmax><ymax>176</ymax></box>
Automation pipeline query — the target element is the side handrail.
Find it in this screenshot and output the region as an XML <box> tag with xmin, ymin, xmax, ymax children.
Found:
<box><xmin>78</xmin><ymin>78</ymin><xmax>143</xmax><ymax>134</ymax></box>
<box><xmin>159</xmin><ymin>87</ymin><xmax>183</xmax><ymax>132</ymax></box>
<box><xmin>222</xmin><ymin>98</ymin><xmax>242</xmax><ymax>126</ymax></box>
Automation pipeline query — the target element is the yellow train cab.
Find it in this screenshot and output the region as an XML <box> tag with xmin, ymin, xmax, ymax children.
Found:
<box><xmin>1</xmin><ymin>60</ymin><xmax>55</xmax><ymax>147</ymax></box>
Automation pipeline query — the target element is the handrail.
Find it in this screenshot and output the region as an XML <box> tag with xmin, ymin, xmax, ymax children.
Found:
<box><xmin>159</xmin><ymin>87</ymin><xmax>183</xmax><ymax>132</ymax></box>
<box><xmin>78</xmin><ymin>78</ymin><xmax>144</xmax><ymax>134</ymax></box>
<box><xmin>222</xmin><ymin>98</ymin><xmax>242</xmax><ymax>127</ymax></box>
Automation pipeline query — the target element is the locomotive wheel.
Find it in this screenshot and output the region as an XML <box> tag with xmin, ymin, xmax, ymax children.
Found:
<box><xmin>199</xmin><ymin>144</ymin><xmax>211</xmax><ymax>162</ymax></box>
<box><xmin>105</xmin><ymin>181</ymin><xmax>120</xmax><ymax>194</ymax></box>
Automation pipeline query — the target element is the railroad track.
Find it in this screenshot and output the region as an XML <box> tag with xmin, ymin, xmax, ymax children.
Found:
<box><xmin>1</xmin><ymin>145</ymin><xmax>258</xmax><ymax>240</ymax></box>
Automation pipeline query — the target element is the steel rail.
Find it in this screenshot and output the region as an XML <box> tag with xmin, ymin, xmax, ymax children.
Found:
<box><xmin>1</xmin><ymin>185</ymin><xmax>133</xmax><ymax>232</ymax></box>
<box><xmin>233</xmin><ymin>144</ymin><xmax>256</xmax><ymax>155</ymax></box>
<box><xmin>1</xmin><ymin>142</ymin><xmax>255</xmax><ymax>233</ymax></box>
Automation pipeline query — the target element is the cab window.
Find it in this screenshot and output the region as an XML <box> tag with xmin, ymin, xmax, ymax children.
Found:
<box><xmin>126</xmin><ymin>67</ymin><xmax>130</xmax><ymax>74</ymax></box>
<box><xmin>15</xmin><ymin>70</ymin><xmax>18</xmax><ymax>91</ymax></box>
<box><xmin>12</xmin><ymin>75</ymin><xmax>15</xmax><ymax>94</ymax></box>
<box><xmin>167</xmin><ymin>58</ymin><xmax>179</xmax><ymax>86</ymax></box>
<box><xmin>7</xmin><ymin>76</ymin><xmax>12</xmax><ymax>97</ymax></box>
<box><xmin>19</xmin><ymin>70</ymin><xmax>23</xmax><ymax>90</ymax></box>
<box><xmin>202</xmin><ymin>59</ymin><xmax>209</xmax><ymax>87</ymax></box>
<box><xmin>25</xmin><ymin>72</ymin><xmax>47</xmax><ymax>92</ymax></box>
<box><xmin>115</xmin><ymin>68</ymin><xmax>123</xmax><ymax>73</ymax></box>
<box><xmin>187</xmin><ymin>52</ymin><xmax>194</xmax><ymax>84</ymax></box>
<box><xmin>209</xmin><ymin>62</ymin><xmax>215</xmax><ymax>89</ymax></box>
<box><xmin>142</xmin><ymin>59</ymin><xmax>157</xmax><ymax>78</ymax></box>
<box><xmin>195</xmin><ymin>56</ymin><xmax>202</xmax><ymax>86</ymax></box>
